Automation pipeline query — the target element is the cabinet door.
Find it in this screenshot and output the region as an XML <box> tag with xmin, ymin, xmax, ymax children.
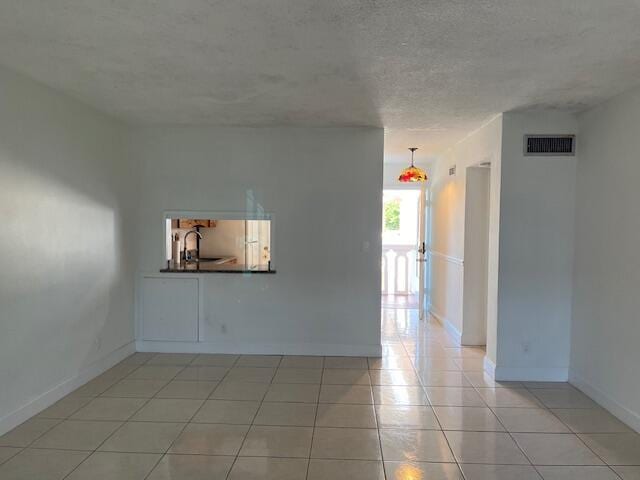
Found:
<box><xmin>141</xmin><ymin>277</ymin><xmax>198</xmax><ymax>341</ymax></box>
<box><xmin>178</xmin><ymin>219</ymin><xmax>210</xmax><ymax>229</ymax></box>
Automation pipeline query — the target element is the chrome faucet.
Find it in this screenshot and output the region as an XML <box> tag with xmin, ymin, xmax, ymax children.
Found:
<box><xmin>183</xmin><ymin>229</ymin><xmax>202</xmax><ymax>262</ymax></box>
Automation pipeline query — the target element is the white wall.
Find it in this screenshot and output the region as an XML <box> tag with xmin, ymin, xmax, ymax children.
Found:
<box><xmin>462</xmin><ymin>166</ymin><xmax>491</xmax><ymax>345</ymax></box>
<box><xmin>570</xmin><ymin>87</ymin><xmax>640</xmax><ymax>431</ymax></box>
<box><xmin>0</xmin><ymin>66</ymin><xmax>135</xmax><ymax>433</ymax></box>
<box><xmin>430</xmin><ymin>112</ymin><xmax>577</xmax><ymax>378</ymax></box>
<box><xmin>429</xmin><ymin>115</ymin><xmax>503</xmax><ymax>360</ymax></box>
<box><xmin>131</xmin><ymin>127</ymin><xmax>383</xmax><ymax>355</ymax></box>
<box><xmin>496</xmin><ymin>112</ymin><xmax>577</xmax><ymax>380</ymax></box>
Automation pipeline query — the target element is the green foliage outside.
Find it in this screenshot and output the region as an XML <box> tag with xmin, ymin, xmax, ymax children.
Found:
<box><xmin>384</xmin><ymin>198</ymin><xmax>400</xmax><ymax>231</ymax></box>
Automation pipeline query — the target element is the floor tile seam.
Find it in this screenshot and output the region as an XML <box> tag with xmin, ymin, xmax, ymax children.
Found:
<box><xmin>0</xmin><ymin>446</ymin><xmax>25</xmax><ymax>467</ymax></box>
<box><xmin>66</xmin><ymin>390</ymin><xmax>157</xmax><ymax>469</ymax></box>
<box><xmin>542</xmin><ymin>407</ymin><xmax>625</xmax><ymax>472</ymax></box>
<box><xmin>223</xmin><ymin>358</ymin><xmax>277</xmax><ymax>480</ymax></box>
<box><xmin>141</xmin><ymin>373</ymin><xmax>220</xmax><ymax>480</ymax></box>
<box><xmin>91</xmin><ymin>360</ymin><xmax>149</xmax><ymax>395</ymax></box>
<box><xmin>163</xmin><ymin>374</ymin><xmax>227</xmax><ymax>383</ymax></box>
<box><xmin>305</xmin><ymin>381</ymin><xmax>323</xmax><ymax>480</ymax></box>
<box><xmin>59</xmin><ymin>417</ymin><xmax>128</xmax><ymax>479</ymax></box>
<box><xmin>229</xmin><ymin>453</ymin><xmax>386</xmax><ymax>461</ymax></box>
<box><xmin>417</xmin><ymin>341</ymin><xmax>522</xmax><ymax>473</ymax></box>
<box><xmin>398</xmin><ymin>330</ymin><xmax>461</xmax><ymax>470</ymax></box>
<box><xmin>457</xmin><ymin>354</ymin><xmax>630</xmax><ymax>472</ymax></box>
<box><xmin>41</xmin><ymin>393</ymin><xmax>98</xmax><ymax>421</ymax></box>
<box><xmin>308</xmin><ymin>454</ymin><xmax>386</xmax><ymax>461</ymax></box>
<box><xmin>483</xmin><ymin>382</ymin><xmax>550</xmax><ymax>475</ymax></box>
<box><xmin>6</xmin><ymin>416</ymin><xmax>63</xmax><ymax>450</ymax></box>
<box><xmin>371</xmin><ymin>379</ymin><xmax>389</xmax><ymax>480</ymax></box>
<box><xmin>113</xmin><ymin>359</ymin><xmax>236</xmax><ymax>480</ymax></box>
<box><xmin>466</xmin><ymin>379</ymin><xmax>545</xmax><ymax>410</ymax></box>
<box><xmin>125</xmin><ymin>362</ymin><xmax>191</xmax><ymax>382</ymax></box>
<box><xmin>102</xmin><ymin>374</ymin><xmax>174</xmax><ymax>398</ymax></box>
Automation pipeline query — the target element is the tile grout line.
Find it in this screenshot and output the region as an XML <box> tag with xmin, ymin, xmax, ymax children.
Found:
<box><xmin>224</xmin><ymin>354</ymin><xmax>280</xmax><ymax>480</ymax></box>
<box><xmin>457</xmin><ymin>347</ymin><xmax>547</xmax><ymax>478</ymax></box>
<box><xmin>461</xmin><ymin>353</ymin><xmax>623</xmax><ymax>477</ymax></box>
<box><xmin>129</xmin><ymin>354</ymin><xmax>237</xmax><ymax>480</ymax></box>
<box><xmin>18</xmin><ymin>444</ymin><xmax>635</xmax><ymax>467</ymax></box>
<box><xmin>127</xmin><ymin>354</ymin><xmax>203</xmax><ymax>480</ymax></box>
<box><xmin>60</xmin><ymin>353</ymin><xmax>190</xmax><ymax>480</ymax></box>
<box><xmin>370</xmin><ymin>365</ymin><xmax>388</xmax><ymax>480</ymax></box>
<box><xmin>539</xmin><ymin>404</ymin><xmax>626</xmax><ymax>478</ymax></box>
<box><xmin>305</xmin><ymin>361</ymin><xmax>323</xmax><ymax>480</ymax></box>
<box><xmin>140</xmin><ymin>354</ymin><xmax>233</xmax><ymax>480</ymax></box>
<box><xmin>0</xmin><ymin>356</ymin><xmax>153</xmax><ymax>457</ymax></box>
<box><xmin>471</xmin><ymin>384</ymin><xmax>543</xmax><ymax>479</ymax></box>
<box><xmin>399</xmin><ymin>314</ymin><xmax>466</xmax><ymax>479</ymax></box>
<box><xmin>56</xmin><ymin>355</ymin><xmax>156</xmax><ymax>480</ymax></box>
<box><xmin>462</xmin><ymin>362</ymin><xmax>624</xmax><ymax>475</ymax></box>
<box><xmin>304</xmin><ymin>356</ymin><xmax>326</xmax><ymax>480</ymax></box>
<box><xmin>0</xmin><ymin>446</ymin><xmax>24</xmax><ymax>467</ymax></box>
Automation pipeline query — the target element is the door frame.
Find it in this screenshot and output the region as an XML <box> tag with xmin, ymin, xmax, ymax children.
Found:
<box><xmin>461</xmin><ymin>165</ymin><xmax>491</xmax><ymax>344</ymax></box>
<box><xmin>417</xmin><ymin>184</ymin><xmax>430</xmax><ymax>319</ymax></box>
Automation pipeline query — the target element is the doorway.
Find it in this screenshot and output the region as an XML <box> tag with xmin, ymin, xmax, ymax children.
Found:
<box><xmin>462</xmin><ymin>164</ymin><xmax>491</xmax><ymax>345</ymax></box>
<box><xmin>381</xmin><ymin>189</ymin><xmax>429</xmax><ymax>314</ymax></box>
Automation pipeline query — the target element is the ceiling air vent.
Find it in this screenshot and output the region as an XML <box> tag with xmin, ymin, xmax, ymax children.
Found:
<box><xmin>524</xmin><ymin>135</ymin><xmax>575</xmax><ymax>156</ymax></box>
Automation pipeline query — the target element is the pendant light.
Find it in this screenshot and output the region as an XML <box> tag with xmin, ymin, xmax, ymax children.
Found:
<box><xmin>398</xmin><ymin>147</ymin><xmax>427</xmax><ymax>182</ymax></box>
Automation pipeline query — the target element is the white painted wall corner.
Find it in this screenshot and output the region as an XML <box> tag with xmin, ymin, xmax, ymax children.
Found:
<box><xmin>483</xmin><ymin>356</ymin><xmax>496</xmax><ymax>377</ymax></box>
<box><xmin>570</xmin><ymin>370</ymin><xmax>640</xmax><ymax>434</ymax></box>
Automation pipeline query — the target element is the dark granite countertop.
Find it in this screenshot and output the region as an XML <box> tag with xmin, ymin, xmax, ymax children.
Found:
<box><xmin>160</xmin><ymin>261</ymin><xmax>275</xmax><ymax>274</ymax></box>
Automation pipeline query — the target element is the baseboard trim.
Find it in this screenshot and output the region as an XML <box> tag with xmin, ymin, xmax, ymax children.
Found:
<box><xmin>0</xmin><ymin>341</ymin><xmax>136</xmax><ymax>436</ymax></box>
<box><xmin>429</xmin><ymin>309</ymin><xmax>462</xmax><ymax>344</ymax></box>
<box><xmin>494</xmin><ymin>366</ymin><xmax>569</xmax><ymax>382</ymax></box>
<box><xmin>136</xmin><ymin>340</ymin><xmax>382</xmax><ymax>357</ymax></box>
<box><xmin>570</xmin><ymin>371</ymin><xmax>640</xmax><ymax>433</ymax></box>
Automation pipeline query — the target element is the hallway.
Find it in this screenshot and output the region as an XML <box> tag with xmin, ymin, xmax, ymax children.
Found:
<box><xmin>381</xmin><ymin>294</ymin><xmax>419</xmax><ymax>309</ymax></box>
<box><xmin>1</xmin><ymin>308</ymin><xmax>638</xmax><ymax>479</ymax></box>
<box><xmin>380</xmin><ymin>308</ymin><xmax>640</xmax><ymax>479</ymax></box>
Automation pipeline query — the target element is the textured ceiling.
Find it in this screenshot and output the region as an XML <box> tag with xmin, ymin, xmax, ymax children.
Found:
<box><xmin>1</xmin><ymin>0</ymin><xmax>640</xmax><ymax>162</ymax></box>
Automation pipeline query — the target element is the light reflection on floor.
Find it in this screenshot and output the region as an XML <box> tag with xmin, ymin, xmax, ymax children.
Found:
<box><xmin>0</xmin><ymin>306</ymin><xmax>636</xmax><ymax>479</ymax></box>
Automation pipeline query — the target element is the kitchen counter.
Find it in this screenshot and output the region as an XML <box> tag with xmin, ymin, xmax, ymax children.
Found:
<box><xmin>160</xmin><ymin>261</ymin><xmax>275</xmax><ymax>274</ymax></box>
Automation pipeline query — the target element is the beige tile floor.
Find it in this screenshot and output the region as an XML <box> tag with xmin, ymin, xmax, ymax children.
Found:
<box><xmin>1</xmin><ymin>308</ymin><xmax>639</xmax><ymax>479</ymax></box>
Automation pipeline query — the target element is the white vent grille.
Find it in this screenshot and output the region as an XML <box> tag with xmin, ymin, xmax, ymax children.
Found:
<box><xmin>524</xmin><ymin>135</ymin><xmax>575</xmax><ymax>156</ymax></box>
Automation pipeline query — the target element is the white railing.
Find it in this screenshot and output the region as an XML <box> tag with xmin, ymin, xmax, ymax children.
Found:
<box><xmin>382</xmin><ymin>244</ymin><xmax>417</xmax><ymax>295</ymax></box>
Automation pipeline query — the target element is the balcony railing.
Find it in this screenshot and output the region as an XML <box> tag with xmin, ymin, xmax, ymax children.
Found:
<box><xmin>381</xmin><ymin>244</ymin><xmax>417</xmax><ymax>295</ymax></box>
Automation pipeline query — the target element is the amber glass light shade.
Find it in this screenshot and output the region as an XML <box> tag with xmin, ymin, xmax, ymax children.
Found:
<box><xmin>398</xmin><ymin>147</ymin><xmax>428</xmax><ymax>182</ymax></box>
<box><xmin>398</xmin><ymin>165</ymin><xmax>428</xmax><ymax>182</ymax></box>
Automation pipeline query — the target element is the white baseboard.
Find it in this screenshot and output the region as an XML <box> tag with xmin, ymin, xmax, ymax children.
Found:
<box><xmin>0</xmin><ymin>341</ymin><xmax>135</xmax><ymax>436</ymax></box>
<box><xmin>136</xmin><ymin>340</ymin><xmax>382</xmax><ymax>357</ymax></box>
<box><xmin>494</xmin><ymin>366</ymin><xmax>569</xmax><ymax>382</ymax></box>
<box><xmin>570</xmin><ymin>370</ymin><xmax>640</xmax><ymax>433</ymax></box>
<box><xmin>429</xmin><ymin>309</ymin><xmax>462</xmax><ymax>344</ymax></box>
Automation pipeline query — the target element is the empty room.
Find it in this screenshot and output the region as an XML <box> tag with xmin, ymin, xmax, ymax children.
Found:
<box><xmin>1</xmin><ymin>1</ymin><xmax>639</xmax><ymax>479</ymax></box>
